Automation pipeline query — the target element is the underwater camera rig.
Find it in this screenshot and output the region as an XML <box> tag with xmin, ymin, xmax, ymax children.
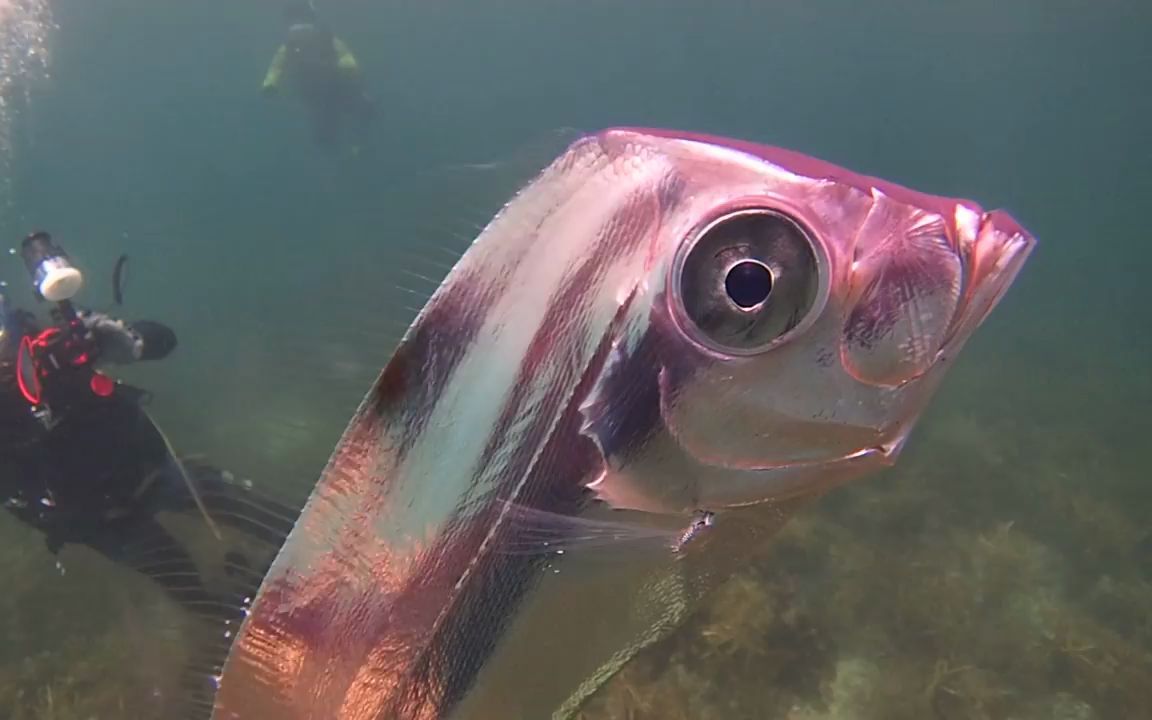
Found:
<box><xmin>13</xmin><ymin>232</ymin><xmax>130</xmax><ymax>426</ymax></box>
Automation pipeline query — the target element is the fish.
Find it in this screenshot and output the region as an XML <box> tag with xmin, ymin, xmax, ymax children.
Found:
<box><xmin>205</xmin><ymin>127</ymin><xmax>1036</xmax><ymax>719</ymax></box>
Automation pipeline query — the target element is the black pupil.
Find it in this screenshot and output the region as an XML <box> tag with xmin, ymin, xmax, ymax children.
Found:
<box><xmin>724</xmin><ymin>261</ymin><xmax>773</xmax><ymax>309</ymax></box>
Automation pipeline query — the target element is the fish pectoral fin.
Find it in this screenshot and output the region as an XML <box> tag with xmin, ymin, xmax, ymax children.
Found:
<box><xmin>495</xmin><ymin>499</ymin><xmax>686</xmax><ymax>563</ymax></box>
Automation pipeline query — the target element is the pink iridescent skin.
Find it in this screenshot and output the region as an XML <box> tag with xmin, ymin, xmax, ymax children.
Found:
<box><xmin>209</xmin><ymin>129</ymin><xmax>1035</xmax><ymax>720</ymax></box>
<box><xmin>585</xmin><ymin>128</ymin><xmax>1035</xmax><ymax>515</ymax></box>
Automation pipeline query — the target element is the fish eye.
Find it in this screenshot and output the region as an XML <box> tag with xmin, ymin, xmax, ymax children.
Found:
<box><xmin>673</xmin><ymin>208</ymin><xmax>824</xmax><ymax>355</ymax></box>
<box><xmin>724</xmin><ymin>260</ymin><xmax>774</xmax><ymax>309</ymax></box>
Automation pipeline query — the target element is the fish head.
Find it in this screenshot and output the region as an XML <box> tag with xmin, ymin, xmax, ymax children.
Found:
<box><xmin>586</xmin><ymin>129</ymin><xmax>1036</xmax><ymax>513</ymax></box>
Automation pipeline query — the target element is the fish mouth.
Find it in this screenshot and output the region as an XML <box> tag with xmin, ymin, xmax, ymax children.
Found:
<box><xmin>943</xmin><ymin>208</ymin><xmax>1037</xmax><ymax>353</ymax></box>
<box><xmin>974</xmin><ymin>211</ymin><xmax>1036</xmax><ymax>302</ymax></box>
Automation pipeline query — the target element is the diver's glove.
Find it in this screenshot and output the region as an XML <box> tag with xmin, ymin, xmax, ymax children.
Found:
<box><xmin>76</xmin><ymin>311</ymin><xmax>177</xmax><ymax>364</ymax></box>
<box><xmin>77</xmin><ymin>310</ymin><xmax>143</xmax><ymax>363</ymax></box>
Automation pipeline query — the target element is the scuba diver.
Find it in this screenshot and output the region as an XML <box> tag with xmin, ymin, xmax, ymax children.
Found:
<box><xmin>261</xmin><ymin>1</ymin><xmax>376</xmax><ymax>156</ymax></box>
<box><xmin>0</xmin><ymin>232</ymin><xmax>296</xmax><ymax>623</ymax></box>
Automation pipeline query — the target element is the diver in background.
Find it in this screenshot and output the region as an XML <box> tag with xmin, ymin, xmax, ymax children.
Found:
<box><xmin>261</xmin><ymin>0</ymin><xmax>376</xmax><ymax>155</ymax></box>
<box><xmin>0</xmin><ymin>232</ymin><xmax>294</xmax><ymax>620</ymax></box>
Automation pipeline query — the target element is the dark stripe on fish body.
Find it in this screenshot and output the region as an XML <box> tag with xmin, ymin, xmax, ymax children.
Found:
<box><xmin>369</xmin><ymin>136</ymin><xmax>617</xmax><ymax>457</ymax></box>
<box><xmin>216</xmin><ymin>137</ymin><xmax>674</xmax><ymax>718</ymax></box>
<box><xmin>386</xmin><ymin>305</ymin><xmax>633</xmax><ymax>718</ymax></box>
<box><xmin>311</xmin><ymin>395</ymin><xmax>391</xmax><ymax>502</ymax></box>
<box><xmin>577</xmin><ymin>330</ymin><xmax>664</xmax><ymax>463</ymax></box>
<box><xmin>215</xmin><ymin>153</ymin><xmax>624</xmax><ymax>713</ymax></box>
<box><xmin>557</xmin><ymin>171</ymin><xmax>689</xmax><ymax>465</ymax></box>
<box><xmin>371</xmin><ymin>265</ymin><xmax>506</xmax><ymax>453</ymax></box>
<box><xmin>458</xmin><ymin>180</ymin><xmax>669</xmax><ymax>528</ymax></box>
<box><xmin>381</xmin><ymin>181</ymin><xmax>669</xmax><ymax>715</ymax></box>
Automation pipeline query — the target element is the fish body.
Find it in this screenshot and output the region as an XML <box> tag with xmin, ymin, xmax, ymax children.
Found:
<box><xmin>210</xmin><ymin>128</ymin><xmax>1035</xmax><ymax>719</ymax></box>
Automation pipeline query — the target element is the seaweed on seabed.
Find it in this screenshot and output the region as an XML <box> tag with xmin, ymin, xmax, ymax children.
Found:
<box><xmin>1017</xmin><ymin>466</ymin><xmax>1146</xmax><ymax>576</ymax></box>
<box><xmin>0</xmin><ymin>629</ymin><xmax>174</xmax><ymax>720</ymax></box>
<box><xmin>793</xmin><ymin>467</ymin><xmax>1085</xmax><ymax>718</ymax></box>
<box><xmin>574</xmin><ymin>656</ymin><xmax>698</xmax><ymax>720</ymax></box>
<box><xmin>696</xmin><ymin>569</ymin><xmax>836</xmax><ymax>710</ymax></box>
<box><xmin>1081</xmin><ymin>573</ymin><xmax>1152</xmax><ymax>649</ymax></box>
<box><xmin>1041</xmin><ymin>604</ymin><xmax>1152</xmax><ymax>718</ymax></box>
<box><xmin>575</xmin><ymin>515</ymin><xmax>841</xmax><ymax>720</ymax></box>
<box><xmin>0</xmin><ymin>522</ymin><xmax>187</xmax><ymax>720</ymax></box>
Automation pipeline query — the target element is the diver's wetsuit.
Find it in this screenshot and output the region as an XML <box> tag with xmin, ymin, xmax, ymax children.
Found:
<box><xmin>0</xmin><ymin>309</ymin><xmax>294</xmax><ymax>618</ymax></box>
<box><xmin>263</xmin><ymin>22</ymin><xmax>375</xmax><ymax>153</ymax></box>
